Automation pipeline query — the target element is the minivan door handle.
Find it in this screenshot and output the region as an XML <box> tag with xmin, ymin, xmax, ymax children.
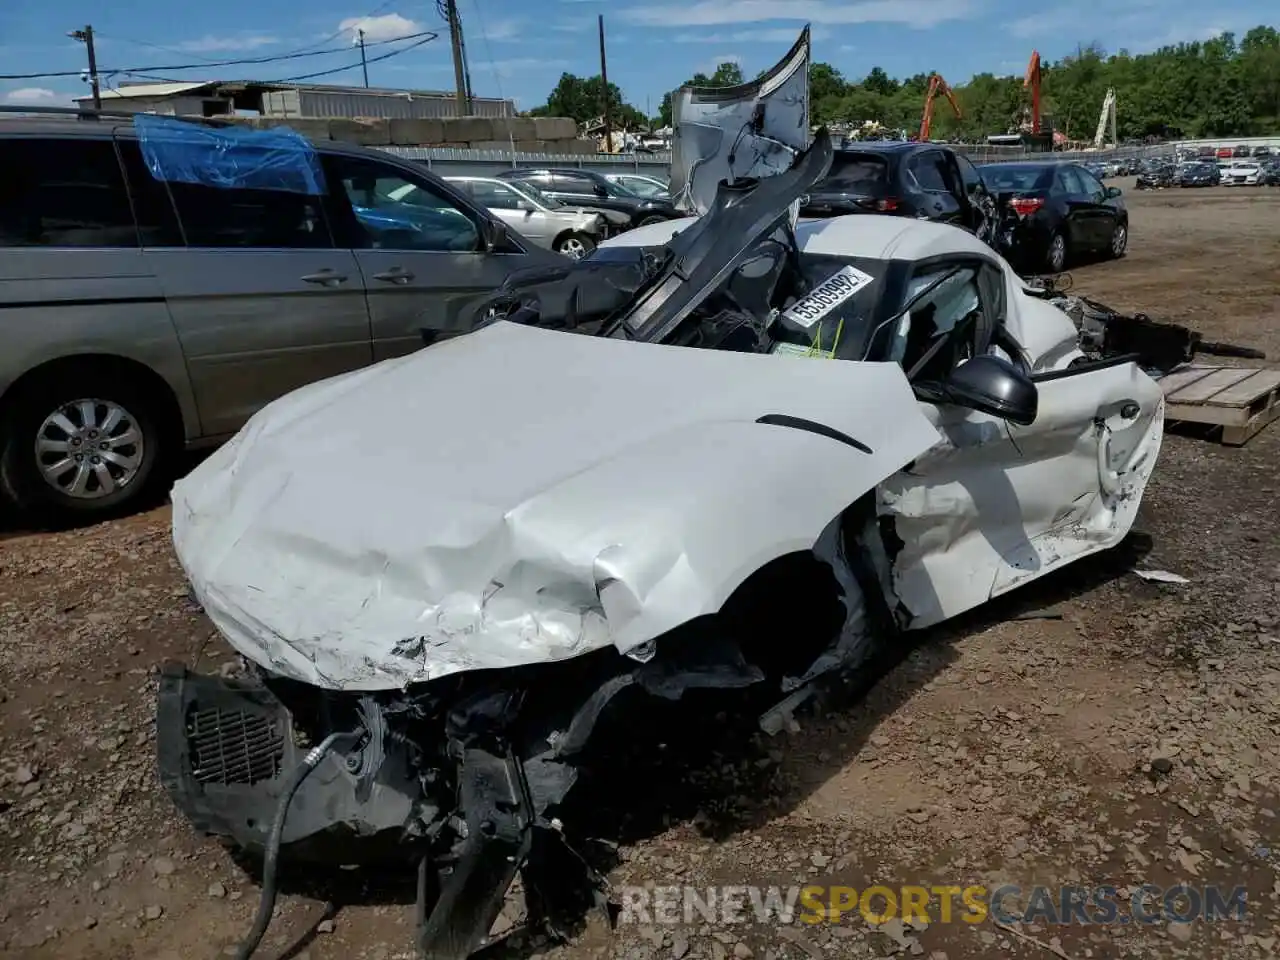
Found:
<box><xmin>372</xmin><ymin>267</ymin><xmax>415</xmax><ymax>284</ymax></box>
<box><xmin>301</xmin><ymin>269</ymin><xmax>348</xmax><ymax>286</ymax></box>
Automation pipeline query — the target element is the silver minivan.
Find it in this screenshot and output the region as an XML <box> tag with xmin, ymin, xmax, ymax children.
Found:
<box><xmin>0</xmin><ymin>110</ymin><xmax>561</xmax><ymax>522</ymax></box>
<box><xmin>446</xmin><ymin>176</ymin><xmax>608</xmax><ymax>259</ymax></box>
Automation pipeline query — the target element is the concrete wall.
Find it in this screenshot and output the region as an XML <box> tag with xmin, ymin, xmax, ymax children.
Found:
<box><xmin>231</xmin><ymin>114</ymin><xmax>597</xmax><ymax>155</ymax></box>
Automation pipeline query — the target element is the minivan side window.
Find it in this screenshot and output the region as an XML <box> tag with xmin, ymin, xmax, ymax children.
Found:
<box><xmin>328</xmin><ymin>156</ymin><xmax>481</xmax><ymax>252</ymax></box>
<box><xmin>0</xmin><ymin>138</ymin><xmax>138</xmax><ymax>247</ymax></box>
<box><xmin>166</xmin><ymin>168</ymin><xmax>333</xmax><ymax>249</ymax></box>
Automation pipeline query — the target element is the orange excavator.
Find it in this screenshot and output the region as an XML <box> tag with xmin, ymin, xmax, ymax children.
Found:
<box><xmin>1024</xmin><ymin>50</ymin><xmax>1042</xmax><ymax>134</ymax></box>
<box><xmin>919</xmin><ymin>73</ymin><xmax>961</xmax><ymax>141</ymax></box>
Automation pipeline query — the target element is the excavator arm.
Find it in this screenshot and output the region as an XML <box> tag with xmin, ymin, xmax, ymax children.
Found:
<box><xmin>919</xmin><ymin>73</ymin><xmax>962</xmax><ymax>141</ymax></box>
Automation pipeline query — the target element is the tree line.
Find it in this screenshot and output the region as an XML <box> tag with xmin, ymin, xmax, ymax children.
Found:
<box><xmin>529</xmin><ymin>25</ymin><xmax>1280</xmax><ymax>142</ymax></box>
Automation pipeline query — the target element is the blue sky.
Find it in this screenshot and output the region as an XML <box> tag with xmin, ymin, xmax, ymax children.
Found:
<box><xmin>1</xmin><ymin>0</ymin><xmax>1274</xmax><ymax>117</ymax></box>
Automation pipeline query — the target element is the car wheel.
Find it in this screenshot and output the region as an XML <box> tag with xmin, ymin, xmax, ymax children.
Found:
<box><xmin>555</xmin><ymin>231</ymin><xmax>596</xmax><ymax>260</ymax></box>
<box><xmin>1046</xmin><ymin>230</ymin><xmax>1068</xmax><ymax>273</ymax></box>
<box><xmin>637</xmin><ymin>215</ymin><xmax>667</xmax><ymax>227</ymax></box>
<box><xmin>1108</xmin><ymin>221</ymin><xmax>1128</xmax><ymax>259</ymax></box>
<box><xmin>0</xmin><ymin>371</ymin><xmax>167</xmax><ymax>523</ymax></box>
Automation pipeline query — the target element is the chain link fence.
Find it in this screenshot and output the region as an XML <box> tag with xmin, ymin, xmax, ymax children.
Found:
<box><xmin>381</xmin><ymin>141</ymin><xmax>1172</xmax><ymax>179</ymax></box>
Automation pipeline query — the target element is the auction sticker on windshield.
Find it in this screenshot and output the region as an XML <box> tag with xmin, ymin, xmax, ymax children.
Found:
<box><xmin>782</xmin><ymin>265</ymin><xmax>875</xmax><ymax>329</ymax></box>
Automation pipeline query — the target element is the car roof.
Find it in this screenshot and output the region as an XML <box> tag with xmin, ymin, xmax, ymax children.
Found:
<box><xmin>981</xmin><ymin>160</ymin><xmax>1061</xmax><ymax>170</ymax></box>
<box><xmin>0</xmin><ymin>113</ymin><xmax>416</xmax><ymax>163</ymax></box>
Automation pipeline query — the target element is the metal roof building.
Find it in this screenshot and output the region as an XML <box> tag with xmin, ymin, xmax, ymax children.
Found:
<box><xmin>76</xmin><ymin>80</ymin><xmax>515</xmax><ymax>120</ymax></box>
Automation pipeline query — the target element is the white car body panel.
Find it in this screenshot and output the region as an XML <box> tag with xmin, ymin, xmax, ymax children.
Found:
<box><xmin>1222</xmin><ymin>162</ymin><xmax>1261</xmax><ymax>185</ymax></box>
<box><xmin>601</xmin><ymin>212</ymin><xmax>1160</xmax><ymax>628</ymax></box>
<box><xmin>172</xmin><ymin>321</ymin><xmax>941</xmax><ymax>690</ymax></box>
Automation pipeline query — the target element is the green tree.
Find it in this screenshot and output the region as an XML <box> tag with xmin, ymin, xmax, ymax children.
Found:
<box><xmin>531</xmin><ymin>72</ymin><xmax>648</xmax><ymax>130</ymax></box>
<box><xmin>543</xmin><ymin>26</ymin><xmax>1280</xmax><ymax>142</ymax></box>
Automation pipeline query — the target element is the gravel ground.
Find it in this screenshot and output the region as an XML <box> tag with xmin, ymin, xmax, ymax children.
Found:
<box><xmin>2</xmin><ymin>184</ymin><xmax>1279</xmax><ymax>960</ymax></box>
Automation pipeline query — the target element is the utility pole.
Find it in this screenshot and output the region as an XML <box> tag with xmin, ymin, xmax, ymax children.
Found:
<box><xmin>598</xmin><ymin>14</ymin><xmax>612</xmax><ymax>154</ymax></box>
<box><xmin>445</xmin><ymin>0</ymin><xmax>471</xmax><ymax>117</ymax></box>
<box><xmin>68</xmin><ymin>25</ymin><xmax>101</xmax><ymax>110</ymax></box>
<box><xmin>357</xmin><ymin>29</ymin><xmax>369</xmax><ymax>87</ymax></box>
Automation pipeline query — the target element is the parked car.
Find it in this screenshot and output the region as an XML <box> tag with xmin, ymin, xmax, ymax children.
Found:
<box><xmin>1232</xmin><ymin>144</ymin><xmax>1252</xmax><ymax>158</ymax></box>
<box><xmin>1081</xmin><ymin>161</ymin><xmax>1108</xmax><ymax>181</ymax></box>
<box><xmin>602</xmin><ymin>172</ymin><xmax>670</xmax><ymax>199</ymax></box>
<box><xmin>0</xmin><ymin>109</ymin><xmax>563</xmax><ymax>521</ymax></box>
<box><xmin>446</xmin><ymin>176</ymin><xmax>606</xmax><ymax>259</ymax></box>
<box><xmin>1177</xmin><ymin>161</ymin><xmax>1220</xmax><ymax>187</ymax></box>
<box><xmin>1251</xmin><ymin>145</ymin><xmax>1273</xmax><ymax>158</ymax></box>
<box><xmin>495</xmin><ymin>168</ymin><xmax>682</xmax><ymax>229</ymax></box>
<box><xmin>1262</xmin><ymin>160</ymin><xmax>1280</xmax><ymax>186</ymax></box>
<box><xmin>1134</xmin><ymin>162</ymin><xmax>1177</xmax><ymax>189</ymax></box>
<box><xmin>1221</xmin><ymin>161</ymin><xmax>1263</xmax><ymax>186</ymax></box>
<box><xmin>1216</xmin><ymin>146</ymin><xmax>1234</xmax><ymax>159</ymax></box>
<box><xmin>982</xmin><ymin>160</ymin><xmax>1128</xmax><ymax>273</ymax></box>
<box><xmin>798</xmin><ymin>142</ymin><xmax>991</xmax><ymax>236</ymax></box>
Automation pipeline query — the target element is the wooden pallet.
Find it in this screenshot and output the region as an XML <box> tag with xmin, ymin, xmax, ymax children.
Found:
<box><xmin>1159</xmin><ymin>365</ymin><xmax>1280</xmax><ymax>445</ymax></box>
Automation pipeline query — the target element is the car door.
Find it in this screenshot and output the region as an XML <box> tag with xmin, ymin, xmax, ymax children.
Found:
<box><xmin>466</xmin><ymin>179</ymin><xmax>554</xmax><ymax>247</ymax></box>
<box><xmin>952</xmin><ymin>153</ymin><xmax>987</xmax><ymax>231</ymax></box>
<box><xmin>875</xmin><ymin>259</ymin><xmax>1164</xmax><ymax>629</ymax></box>
<box><xmin>323</xmin><ymin>153</ymin><xmax>530</xmax><ymax>360</ymax></box>
<box><xmin>906</xmin><ymin>151</ymin><xmax>963</xmax><ymax>224</ymax></box>
<box><xmin>1054</xmin><ymin>166</ymin><xmax>1100</xmax><ymax>248</ymax></box>
<box><xmin>122</xmin><ymin>139</ymin><xmax>373</xmax><ymax>438</ymax></box>
<box><xmin>1072</xmin><ymin>165</ymin><xmax>1117</xmax><ymax>246</ymax></box>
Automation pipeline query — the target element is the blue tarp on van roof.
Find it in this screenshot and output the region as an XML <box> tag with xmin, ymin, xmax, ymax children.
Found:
<box><xmin>134</xmin><ymin>114</ymin><xmax>327</xmax><ymax>196</ymax></box>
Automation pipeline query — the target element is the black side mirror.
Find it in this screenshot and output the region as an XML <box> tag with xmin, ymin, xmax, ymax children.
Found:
<box><xmin>483</xmin><ymin>218</ymin><xmax>510</xmax><ymax>252</ymax></box>
<box><xmin>1105</xmin><ymin>186</ymin><xmax>1123</xmax><ymax>199</ymax></box>
<box><xmin>593</xmin><ymin>183</ymin><xmax>609</xmax><ymax>198</ymax></box>
<box><xmin>943</xmin><ymin>354</ymin><xmax>1038</xmax><ymax>425</ymax></box>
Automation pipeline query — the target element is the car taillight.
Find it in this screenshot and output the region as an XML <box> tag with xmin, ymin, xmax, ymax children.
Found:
<box><xmin>1009</xmin><ymin>196</ymin><xmax>1045</xmax><ymax>217</ymax></box>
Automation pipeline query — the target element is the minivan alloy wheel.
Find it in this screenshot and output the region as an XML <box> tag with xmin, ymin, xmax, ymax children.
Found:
<box><xmin>35</xmin><ymin>398</ymin><xmax>145</xmax><ymax>499</ymax></box>
<box><xmin>557</xmin><ymin>233</ymin><xmax>593</xmax><ymax>260</ymax></box>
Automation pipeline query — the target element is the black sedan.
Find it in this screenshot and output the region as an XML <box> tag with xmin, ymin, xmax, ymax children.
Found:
<box><xmin>799</xmin><ymin>142</ymin><xmax>991</xmax><ymax>237</ymax></box>
<box><xmin>1135</xmin><ymin>163</ymin><xmax>1177</xmax><ymax>189</ymax></box>
<box><xmin>495</xmin><ymin>168</ymin><xmax>682</xmax><ymax>230</ymax></box>
<box><xmin>982</xmin><ymin>161</ymin><xmax>1128</xmax><ymax>274</ymax></box>
<box><xmin>1178</xmin><ymin>162</ymin><xmax>1220</xmax><ymax>187</ymax></box>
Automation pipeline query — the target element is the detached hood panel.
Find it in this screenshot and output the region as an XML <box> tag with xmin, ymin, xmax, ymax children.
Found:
<box><xmin>172</xmin><ymin>322</ymin><xmax>939</xmax><ymax>691</ymax></box>
<box><xmin>669</xmin><ymin>26</ymin><xmax>811</xmax><ymax>216</ymax></box>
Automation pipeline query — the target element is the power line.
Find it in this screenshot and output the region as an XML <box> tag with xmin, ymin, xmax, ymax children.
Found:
<box><xmin>0</xmin><ymin>31</ymin><xmax>437</xmax><ymax>81</ymax></box>
<box><xmin>276</xmin><ymin>0</ymin><xmax>399</xmax><ymax>57</ymax></box>
<box><xmin>117</xmin><ymin>35</ymin><xmax>437</xmax><ymax>86</ymax></box>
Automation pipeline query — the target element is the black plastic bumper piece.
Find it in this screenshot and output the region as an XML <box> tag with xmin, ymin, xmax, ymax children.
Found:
<box><xmin>418</xmin><ymin>746</ymin><xmax>534</xmax><ymax>960</ymax></box>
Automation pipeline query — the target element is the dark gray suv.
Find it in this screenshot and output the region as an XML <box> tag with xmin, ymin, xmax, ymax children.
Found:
<box><xmin>0</xmin><ymin>108</ymin><xmax>558</xmax><ymax>522</ymax></box>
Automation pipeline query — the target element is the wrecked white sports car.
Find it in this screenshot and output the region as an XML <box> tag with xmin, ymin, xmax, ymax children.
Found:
<box><xmin>158</xmin><ymin>28</ymin><xmax>1164</xmax><ymax>960</ymax></box>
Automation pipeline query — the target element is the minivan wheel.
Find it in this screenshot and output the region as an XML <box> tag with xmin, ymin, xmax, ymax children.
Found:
<box><xmin>555</xmin><ymin>231</ymin><xmax>596</xmax><ymax>260</ymax></box>
<box><xmin>0</xmin><ymin>374</ymin><xmax>166</xmax><ymax>522</ymax></box>
<box><xmin>1046</xmin><ymin>231</ymin><xmax>1067</xmax><ymax>273</ymax></box>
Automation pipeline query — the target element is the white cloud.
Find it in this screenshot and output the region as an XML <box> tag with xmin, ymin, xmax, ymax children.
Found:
<box><xmin>554</xmin><ymin>20</ymin><xmax>593</xmax><ymax>32</ymax></box>
<box><xmin>338</xmin><ymin>13</ymin><xmax>423</xmax><ymax>42</ymax></box>
<box><xmin>479</xmin><ymin>18</ymin><xmax>524</xmax><ymax>41</ymax></box>
<box><xmin>621</xmin><ymin>0</ymin><xmax>973</xmax><ymax>28</ymax></box>
<box><xmin>4</xmin><ymin>87</ymin><xmax>61</xmax><ymax>104</ymax></box>
<box><xmin>177</xmin><ymin>34</ymin><xmax>279</xmax><ymax>52</ymax></box>
<box><xmin>696</xmin><ymin>53</ymin><xmax>743</xmax><ymax>74</ymax></box>
<box><xmin>674</xmin><ymin>26</ymin><xmax>830</xmax><ymax>43</ymax></box>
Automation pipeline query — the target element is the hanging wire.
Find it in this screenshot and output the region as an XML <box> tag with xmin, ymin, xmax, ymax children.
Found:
<box><xmin>0</xmin><ymin>31</ymin><xmax>437</xmax><ymax>82</ymax></box>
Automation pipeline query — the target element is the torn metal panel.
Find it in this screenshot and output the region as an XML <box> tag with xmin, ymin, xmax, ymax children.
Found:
<box><xmin>880</xmin><ymin>362</ymin><xmax>1164</xmax><ymax>629</ymax></box>
<box><xmin>172</xmin><ymin>321</ymin><xmax>940</xmax><ymax>691</ymax></box>
<box><xmin>668</xmin><ymin>26</ymin><xmax>811</xmax><ymax>216</ymax></box>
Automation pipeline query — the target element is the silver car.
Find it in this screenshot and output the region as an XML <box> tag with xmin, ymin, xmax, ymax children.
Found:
<box><xmin>604</xmin><ymin>172</ymin><xmax>671</xmax><ymax>200</ymax></box>
<box><xmin>0</xmin><ymin>109</ymin><xmax>561</xmax><ymax>522</ymax></box>
<box><xmin>447</xmin><ymin>176</ymin><xmax>607</xmax><ymax>259</ymax></box>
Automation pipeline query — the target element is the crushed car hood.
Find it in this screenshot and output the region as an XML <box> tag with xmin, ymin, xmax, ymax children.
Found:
<box><xmin>172</xmin><ymin>321</ymin><xmax>940</xmax><ymax>691</ymax></box>
<box><xmin>668</xmin><ymin>26</ymin><xmax>811</xmax><ymax>216</ymax></box>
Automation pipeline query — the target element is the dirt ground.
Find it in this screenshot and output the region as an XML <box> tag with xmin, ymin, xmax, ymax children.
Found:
<box><xmin>2</xmin><ymin>184</ymin><xmax>1280</xmax><ymax>960</ymax></box>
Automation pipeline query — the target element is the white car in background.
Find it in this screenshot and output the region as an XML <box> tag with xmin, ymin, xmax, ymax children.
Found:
<box><xmin>1221</xmin><ymin>161</ymin><xmax>1262</xmax><ymax>186</ymax></box>
<box><xmin>446</xmin><ymin>175</ymin><xmax>608</xmax><ymax>258</ymax></box>
<box><xmin>604</xmin><ymin>172</ymin><xmax>671</xmax><ymax>199</ymax></box>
